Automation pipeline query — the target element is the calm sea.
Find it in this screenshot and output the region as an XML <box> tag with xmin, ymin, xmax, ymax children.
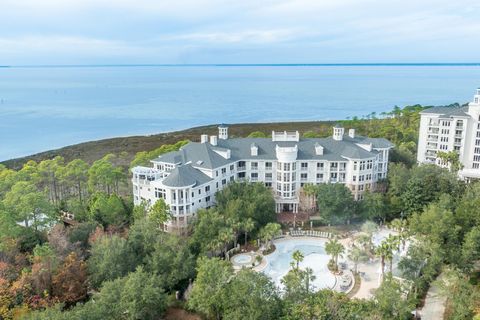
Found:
<box><xmin>0</xmin><ymin>64</ymin><xmax>479</xmax><ymax>161</ymax></box>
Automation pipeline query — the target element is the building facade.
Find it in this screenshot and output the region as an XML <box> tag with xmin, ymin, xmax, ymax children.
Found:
<box><xmin>417</xmin><ymin>88</ymin><xmax>480</xmax><ymax>180</ymax></box>
<box><xmin>132</xmin><ymin>125</ymin><xmax>393</xmax><ymax>232</ymax></box>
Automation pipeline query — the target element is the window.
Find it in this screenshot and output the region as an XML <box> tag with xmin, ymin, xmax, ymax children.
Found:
<box><xmin>230</xmin><ymin>164</ymin><xmax>234</xmax><ymax>171</ymax></box>
<box><xmin>317</xmin><ymin>162</ymin><xmax>324</xmax><ymax>169</ymax></box>
<box><xmin>198</xmin><ymin>189</ymin><xmax>201</xmax><ymax>195</ymax></box>
<box><xmin>265</xmin><ymin>173</ymin><xmax>273</xmax><ymax>180</ymax></box>
<box><xmin>155</xmin><ymin>188</ymin><xmax>166</xmax><ymax>199</ymax></box>
<box><xmin>316</xmin><ymin>173</ymin><xmax>323</xmax><ymax>180</ymax></box>
<box><xmin>366</xmin><ymin>160</ymin><xmax>373</xmax><ymax>170</ymax></box>
<box><xmin>251</xmin><ymin>172</ymin><xmax>258</xmax><ymax>180</ymax></box>
<box><xmin>205</xmin><ymin>185</ymin><xmax>210</xmax><ymax>192</ymax></box>
<box><xmin>353</xmin><ymin>175</ymin><xmax>356</xmax><ymax>182</ymax></box>
<box><xmin>222</xmin><ymin>179</ymin><xmax>227</xmax><ymax>185</ymax></box>
<box><xmin>221</xmin><ymin>168</ymin><xmax>226</xmax><ymax>174</ymax></box>
<box><xmin>301</xmin><ymin>162</ymin><xmax>308</xmax><ymax>170</ymax></box>
<box><xmin>265</xmin><ymin>162</ymin><xmax>272</xmax><ymax>170</ymax></box>
<box><xmin>265</xmin><ymin>182</ymin><xmax>272</xmax><ymax>187</ymax></box>
<box><xmin>206</xmin><ymin>196</ymin><xmax>211</xmax><ymax>202</ymax></box>
<box><xmin>251</xmin><ymin>162</ymin><xmax>258</xmax><ymax>170</ymax></box>
<box><xmin>300</xmin><ymin>173</ymin><xmax>307</xmax><ymax>180</ymax></box>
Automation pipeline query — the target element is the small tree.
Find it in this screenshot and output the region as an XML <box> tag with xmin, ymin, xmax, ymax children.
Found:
<box><xmin>149</xmin><ymin>198</ymin><xmax>172</xmax><ymax>230</ymax></box>
<box><xmin>292</xmin><ymin>250</ymin><xmax>304</xmax><ymax>270</ymax></box>
<box><xmin>437</xmin><ymin>150</ymin><xmax>463</xmax><ymax>173</ymax></box>
<box><xmin>348</xmin><ymin>246</ymin><xmax>368</xmax><ymax>274</ymax></box>
<box><xmin>242</xmin><ymin>218</ymin><xmax>255</xmax><ymax>246</ymax></box>
<box><xmin>259</xmin><ymin>223</ymin><xmax>281</xmax><ymax>251</ymax></box>
<box><xmin>325</xmin><ymin>239</ymin><xmax>345</xmax><ymax>271</ymax></box>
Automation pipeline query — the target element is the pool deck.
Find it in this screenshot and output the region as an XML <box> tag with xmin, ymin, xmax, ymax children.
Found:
<box><xmin>253</xmin><ymin>236</ymin><xmax>355</xmax><ymax>293</ymax></box>
<box><xmin>250</xmin><ymin>229</ymin><xmax>400</xmax><ymax>299</ymax></box>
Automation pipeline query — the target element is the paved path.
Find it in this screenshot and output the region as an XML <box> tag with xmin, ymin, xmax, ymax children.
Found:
<box><xmin>420</xmin><ymin>274</ymin><xmax>446</xmax><ymax>320</ymax></box>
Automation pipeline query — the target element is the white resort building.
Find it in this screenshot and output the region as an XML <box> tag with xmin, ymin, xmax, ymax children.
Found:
<box><xmin>417</xmin><ymin>88</ymin><xmax>480</xmax><ymax>180</ymax></box>
<box><xmin>132</xmin><ymin>125</ymin><xmax>393</xmax><ymax>232</ymax></box>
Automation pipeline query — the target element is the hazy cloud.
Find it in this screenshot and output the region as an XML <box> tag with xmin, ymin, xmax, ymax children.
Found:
<box><xmin>0</xmin><ymin>0</ymin><xmax>479</xmax><ymax>64</ymax></box>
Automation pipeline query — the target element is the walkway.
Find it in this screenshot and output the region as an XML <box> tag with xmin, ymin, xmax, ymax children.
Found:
<box><xmin>419</xmin><ymin>274</ymin><xmax>446</xmax><ymax>320</ymax></box>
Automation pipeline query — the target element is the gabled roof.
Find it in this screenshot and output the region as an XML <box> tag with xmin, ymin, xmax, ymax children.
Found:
<box><xmin>155</xmin><ymin>133</ymin><xmax>393</xmax><ymax>169</ymax></box>
<box><xmin>162</xmin><ymin>164</ymin><xmax>212</xmax><ymax>188</ymax></box>
<box><xmin>154</xmin><ymin>142</ymin><xmax>231</xmax><ymax>169</ymax></box>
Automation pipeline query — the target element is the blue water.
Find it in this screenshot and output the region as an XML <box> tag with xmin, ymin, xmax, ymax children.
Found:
<box><xmin>1</xmin><ymin>65</ymin><xmax>479</xmax><ymax>161</ymax></box>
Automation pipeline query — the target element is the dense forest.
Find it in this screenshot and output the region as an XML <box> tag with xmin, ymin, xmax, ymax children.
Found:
<box><xmin>1</xmin><ymin>104</ymin><xmax>479</xmax><ymax>319</ymax></box>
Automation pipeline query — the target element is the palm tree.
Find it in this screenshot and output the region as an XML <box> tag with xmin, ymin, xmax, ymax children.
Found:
<box><xmin>348</xmin><ymin>246</ymin><xmax>368</xmax><ymax>274</ymax></box>
<box><xmin>390</xmin><ymin>218</ymin><xmax>408</xmax><ymax>250</ymax></box>
<box><xmin>227</xmin><ymin>217</ymin><xmax>242</xmax><ymax>248</ymax></box>
<box><xmin>356</xmin><ymin>233</ymin><xmax>372</xmax><ymax>255</ymax></box>
<box><xmin>325</xmin><ymin>239</ymin><xmax>345</xmax><ymax>271</ymax></box>
<box><xmin>375</xmin><ymin>242</ymin><xmax>390</xmax><ymax>280</ymax></box>
<box><xmin>242</xmin><ymin>218</ymin><xmax>255</xmax><ymax>246</ymax></box>
<box><xmin>300</xmin><ymin>183</ymin><xmax>318</xmax><ymax>213</ymax></box>
<box><xmin>259</xmin><ymin>223</ymin><xmax>281</xmax><ymax>251</ymax></box>
<box><xmin>385</xmin><ymin>234</ymin><xmax>400</xmax><ymax>273</ymax></box>
<box><xmin>304</xmin><ymin>267</ymin><xmax>316</xmax><ymax>294</ymax></box>
<box><xmin>207</xmin><ymin>227</ymin><xmax>235</xmax><ymax>257</ymax></box>
<box><xmin>292</xmin><ymin>250</ymin><xmax>304</xmax><ymax>270</ymax></box>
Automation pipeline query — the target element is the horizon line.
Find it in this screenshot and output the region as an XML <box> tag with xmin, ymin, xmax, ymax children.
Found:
<box><xmin>2</xmin><ymin>62</ymin><xmax>480</xmax><ymax>68</ymax></box>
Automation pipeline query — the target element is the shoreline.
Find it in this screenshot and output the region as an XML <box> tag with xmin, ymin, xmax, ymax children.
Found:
<box><xmin>1</xmin><ymin>119</ymin><xmax>338</xmax><ymax>169</ymax></box>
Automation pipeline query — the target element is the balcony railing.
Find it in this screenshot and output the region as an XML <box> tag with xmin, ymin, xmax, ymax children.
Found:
<box><xmin>237</xmin><ymin>166</ymin><xmax>246</xmax><ymax>171</ymax></box>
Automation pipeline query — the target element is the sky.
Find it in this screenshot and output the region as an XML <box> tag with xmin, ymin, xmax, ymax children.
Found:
<box><xmin>1</xmin><ymin>0</ymin><xmax>480</xmax><ymax>65</ymax></box>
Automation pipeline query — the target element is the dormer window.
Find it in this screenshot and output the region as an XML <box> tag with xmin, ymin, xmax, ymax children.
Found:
<box><xmin>315</xmin><ymin>143</ymin><xmax>324</xmax><ymax>155</ymax></box>
<box><xmin>251</xmin><ymin>143</ymin><xmax>258</xmax><ymax>156</ymax></box>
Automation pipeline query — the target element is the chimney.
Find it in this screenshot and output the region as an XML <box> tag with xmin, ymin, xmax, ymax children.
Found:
<box><xmin>349</xmin><ymin>129</ymin><xmax>355</xmax><ymax>138</ymax></box>
<box><xmin>210</xmin><ymin>135</ymin><xmax>218</xmax><ymax>146</ymax></box>
<box><xmin>200</xmin><ymin>134</ymin><xmax>208</xmax><ymax>143</ymax></box>
<box><xmin>218</xmin><ymin>124</ymin><xmax>229</xmax><ymax>139</ymax></box>
<box><xmin>332</xmin><ymin>125</ymin><xmax>344</xmax><ymax>141</ymax></box>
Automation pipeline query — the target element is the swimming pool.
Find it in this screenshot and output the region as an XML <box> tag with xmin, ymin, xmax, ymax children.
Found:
<box><xmin>262</xmin><ymin>238</ymin><xmax>336</xmax><ymax>291</ymax></box>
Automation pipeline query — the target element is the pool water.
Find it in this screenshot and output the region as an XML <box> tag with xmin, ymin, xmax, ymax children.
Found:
<box><xmin>232</xmin><ymin>253</ymin><xmax>254</xmax><ymax>265</ymax></box>
<box><xmin>263</xmin><ymin>238</ymin><xmax>336</xmax><ymax>291</ymax></box>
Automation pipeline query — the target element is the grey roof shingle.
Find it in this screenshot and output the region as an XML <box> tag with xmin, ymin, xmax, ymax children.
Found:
<box><xmin>162</xmin><ymin>164</ymin><xmax>212</xmax><ymax>187</ymax></box>
<box><xmin>153</xmin><ymin>134</ymin><xmax>393</xmax><ymax>169</ymax></box>
<box><xmin>420</xmin><ymin>105</ymin><xmax>469</xmax><ymax>117</ymax></box>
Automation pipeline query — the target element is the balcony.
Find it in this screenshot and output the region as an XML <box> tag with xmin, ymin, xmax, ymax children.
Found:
<box><xmin>428</xmin><ymin>128</ymin><xmax>439</xmax><ymax>134</ymax></box>
<box><xmin>237</xmin><ymin>166</ymin><xmax>246</xmax><ymax>171</ymax></box>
